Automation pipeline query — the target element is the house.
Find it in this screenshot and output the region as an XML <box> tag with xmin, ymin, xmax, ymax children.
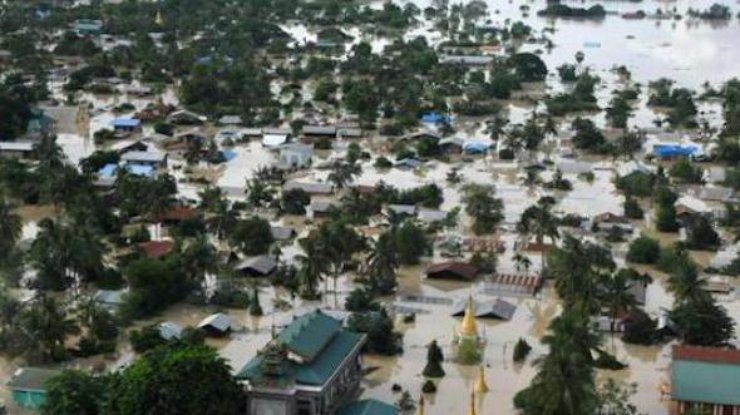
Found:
<box><xmin>591</xmin><ymin>314</ymin><xmax>629</xmax><ymax>333</ymax></box>
<box><xmin>0</xmin><ymin>141</ymin><xmax>34</xmax><ymax>159</ymax></box>
<box><xmin>109</xmin><ymin>138</ymin><xmax>149</xmax><ymax>154</ymax></box>
<box><xmin>592</xmin><ymin>212</ymin><xmax>634</xmax><ymax>233</ymax></box>
<box><xmin>237</xmin><ymin>310</ymin><xmax>366</xmax><ymax>415</ymax></box>
<box><xmin>302</xmin><ymin>125</ymin><xmax>337</xmax><ymax>138</ymax></box>
<box><xmin>557</xmin><ymin>160</ymin><xmax>593</xmax><ymax>175</ymax></box>
<box><xmin>93</xmin><ymin>288</ymin><xmax>128</xmax><ymax>310</ymax></box>
<box><xmin>123</xmin><ymin>84</ymin><xmax>153</xmax><ymax>96</ymax></box>
<box><xmin>74</xmin><ymin>19</ymin><xmax>103</xmax><ymax>35</ymax></box>
<box><xmin>616</xmin><ymin>160</ymin><xmax>655</xmax><ymax>178</ymax></box>
<box><xmin>160</xmin><ymin>206</ymin><xmax>199</xmax><ymax>225</ymax></box>
<box><xmin>338</xmin><ymin>400</ymin><xmax>397</xmax><ymax>415</ymax></box>
<box><xmin>138</xmin><ymin>240</ymin><xmax>175</xmax><ymax>259</ymax></box>
<box><xmin>283</xmin><ymin>181</ymin><xmax>333</xmax><ymax>195</ymax></box>
<box><xmin>271</xmin><ymin>226</ymin><xmax>297</xmax><ymax>241</ymax></box>
<box><xmin>8</xmin><ymin>367</ymin><xmax>62</xmax><ymax>409</ymax></box>
<box><xmin>698</xmin><ymin>186</ymin><xmax>735</xmax><ymax>203</ymax></box>
<box><xmin>337</xmin><ymin>127</ymin><xmax>363</xmax><ymax>138</ymax></box>
<box><xmin>309</xmin><ymin>200</ymin><xmax>338</xmax><ymax>219</ymax></box>
<box><xmin>158</xmin><ymin>321</ymin><xmax>184</xmax><ymax>340</ymax></box>
<box><xmin>167</xmin><ymin>110</ymin><xmax>204</xmax><ymax>125</ymax></box>
<box><xmin>197</xmin><ymin>312</ymin><xmax>233</xmax><ymax>336</ymax></box>
<box><xmin>219</xmin><ymin>115</ymin><xmax>243</xmax><ymax>126</ymax></box>
<box><xmin>418</xmin><ymin>209</ymin><xmax>448</xmax><ymax>224</ymax></box>
<box><xmin>263</xmin><ymin>128</ymin><xmax>291</xmax><ymax>147</ymax></box>
<box><xmin>385</xmin><ymin>204</ymin><xmax>417</xmax><ymax>217</ymax></box>
<box><xmin>481</xmin><ymin>274</ymin><xmax>543</xmax><ymax>297</ymax></box>
<box><xmin>394</xmin><ymin>158</ymin><xmax>423</xmax><ymax>170</ymax></box>
<box><xmin>25</xmin><ymin>109</ymin><xmax>56</xmax><ymax>140</ymax></box>
<box><xmin>111</xmin><ymin>118</ymin><xmax>142</xmax><ymax>133</ymax></box>
<box><xmin>652</xmin><ymin>143</ymin><xmax>701</xmax><ymax>159</ymax></box>
<box><xmin>451</xmin><ymin>298</ymin><xmax>517</xmax><ymax>320</ymax></box>
<box><xmin>463</xmin><ymin>139</ymin><xmax>493</xmax><ymax>154</ymax></box>
<box><xmin>675</xmin><ymin>196</ymin><xmax>712</xmax><ymax>217</ymax></box>
<box><xmin>237</xmin><ymin>255</ymin><xmax>278</xmax><ymax>277</ymax></box>
<box><xmin>425</xmin><ymin>262</ymin><xmax>479</xmax><ymax>281</ymax></box>
<box><xmin>279</xmin><ymin>144</ymin><xmax>313</xmax><ymax>169</ymax></box>
<box><xmin>121</xmin><ymin>151</ymin><xmax>168</xmax><ymax>168</ymax></box>
<box><xmin>671</xmin><ymin>346</ymin><xmax>740</xmax><ymax>414</ymax></box>
<box><xmin>439</xmin><ymin>137</ymin><xmax>464</xmax><ymax>154</ymax></box>
<box><xmin>439</xmin><ymin>55</ymin><xmax>494</xmax><ymax>65</ymax></box>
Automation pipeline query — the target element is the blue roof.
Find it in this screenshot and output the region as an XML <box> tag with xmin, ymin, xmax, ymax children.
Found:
<box><xmin>220</xmin><ymin>149</ymin><xmax>237</xmax><ymax>162</ymax></box>
<box><xmin>672</xmin><ymin>359</ymin><xmax>740</xmax><ymax>405</ymax></box>
<box><xmin>111</xmin><ymin>118</ymin><xmax>141</xmax><ymax>128</ymax></box>
<box><xmin>653</xmin><ymin>144</ymin><xmax>698</xmax><ymax>157</ymax></box>
<box><xmin>463</xmin><ymin>140</ymin><xmax>492</xmax><ymax>153</ymax></box>
<box><xmin>339</xmin><ymin>400</ymin><xmax>398</xmax><ymax>415</ymax></box>
<box><xmin>420</xmin><ymin>111</ymin><xmax>450</xmax><ymax>124</ymax></box>
<box><xmin>98</xmin><ymin>163</ymin><xmax>119</xmax><ymax>178</ymax></box>
<box><xmin>125</xmin><ymin>163</ymin><xmax>154</xmax><ymax>177</ymax></box>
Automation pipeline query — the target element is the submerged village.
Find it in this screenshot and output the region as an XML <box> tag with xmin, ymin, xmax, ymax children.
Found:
<box><xmin>2</xmin><ymin>0</ymin><xmax>740</xmax><ymax>414</ymax></box>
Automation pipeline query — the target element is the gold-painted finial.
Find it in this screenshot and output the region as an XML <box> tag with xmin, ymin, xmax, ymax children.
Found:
<box><xmin>460</xmin><ymin>295</ymin><xmax>478</xmax><ymax>338</ymax></box>
<box><xmin>416</xmin><ymin>394</ymin><xmax>425</xmax><ymax>415</ymax></box>
<box><xmin>467</xmin><ymin>389</ymin><xmax>477</xmax><ymax>415</ymax></box>
<box><xmin>475</xmin><ymin>365</ymin><xmax>489</xmax><ymax>394</ymax></box>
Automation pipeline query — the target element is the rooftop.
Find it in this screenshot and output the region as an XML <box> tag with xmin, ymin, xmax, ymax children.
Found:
<box><xmin>672</xmin><ymin>346</ymin><xmax>740</xmax><ymax>406</ymax></box>
<box><xmin>8</xmin><ymin>368</ymin><xmax>61</xmax><ymax>391</ymax></box>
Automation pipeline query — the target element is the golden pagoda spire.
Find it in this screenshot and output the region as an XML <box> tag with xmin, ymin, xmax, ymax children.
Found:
<box><xmin>467</xmin><ymin>389</ymin><xmax>477</xmax><ymax>415</ymax></box>
<box><xmin>460</xmin><ymin>295</ymin><xmax>478</xmax><ymax>338</ymax></box>
<box><xmin>155</xmin><ymin>10</ymin><xmax>164</xmax><ymax>26</ymax></box>
<box><xmin>416</xmin><ymin>394</ymin><xmax>425</xmax><ymax>415</ymax></box>
<box><xmin>475</xmin><ymin>365</ymin><xmax>489</xmax><ymax>394</ymax></box>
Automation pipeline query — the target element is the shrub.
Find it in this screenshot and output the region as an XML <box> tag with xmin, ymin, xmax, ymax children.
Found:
<box><xmin>513</xmin><ymin>338</ymin><xmax>532</xmax><ymax>363</ymax></box>
<box><xmin>626</xmin><ymin>236</ymin><xmax>661</xmax><ymax>264</ymax></box>
<box><xmin>422</xmin><ymin>380</ymin><xmax>437</xmax><ymax>393</ymax></box>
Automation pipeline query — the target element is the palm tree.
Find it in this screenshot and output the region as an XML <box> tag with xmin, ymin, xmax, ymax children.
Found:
<box><xmin>513</xmin><ymin>253</ymin><xmax>532</xmax><ymax>275</ymax></box>
<box><xmin>666</xmin><ymin>261</ymin><xmax>708</xmax><ymax>304</ymax></box>
<box><xmin>179</xmin><ymin>235</ymin><xmax>219</xmax><ymax>296</ymax></box>
<box><xmin>517</xmin><ymin>197</ymin><xmax>560</xmax><ymax>274</ymax></box>
<box><xmin>0</xmin><ymin>197</ymin><xmax>22</xmax><ymax>253</ymax></box>
<box><xmin>295</xmin><ymin>237</ymin><xmax>326</xmax><ymax>300</ymax></box>
<box><xmin>365</xmin><ymin>231</ymin><xmax>399</xmax><ymax>295</ymax></box>
<box><xmin>245</xmin><ymin>178</ymin><xmax>275</xmax><ymax>208</ymax></box>
<box><xmin>327</xmin><ymin>161</ymin><xmax>361</xmax><ymax>189</ymax></box>
<box><xmin>598</xmin><ymin>271</ymin><xmax>637</xmax><ymax>337</ymax></box>
<box><xmin>524</xmin><ymin>307</ymin><xmax>599</xmax><ymax>415</ymax></box>
<box><xmin>33</xmin><ymin>133</ymin><xmax>65</xmax><ymax>173</ymax></box>
<box><xmin>20</xmin><ymin>296</ymin><xmax>80</xmax><ymax>363</ymax></box>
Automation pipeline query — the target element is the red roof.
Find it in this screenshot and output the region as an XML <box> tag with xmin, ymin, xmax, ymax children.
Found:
<box><xmin>673</xmin><ymin>346</ymin><xmax>740</xmax><ymax>365</ymax></box>
<box><xmin>425</xmin><ymin>262</ymin><xmax>479</xmax><ymax>280</ymax></box>
<box><xmin>161</xmin><ymin>206</ymin><xmax>199</xmax><ymax>222</ymax></box>
<box><xmin>138</xmin><ymin>240</ymin><xmax>175</xmax><ymax>259</ymax></box>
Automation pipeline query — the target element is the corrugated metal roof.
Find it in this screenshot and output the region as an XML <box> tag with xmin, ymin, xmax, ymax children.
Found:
<box><xmin>339</xmin><ymin>400</ymin><xmax>398</xmax><ymax>415</ymax></box>
<box><xmin>279</xmin><ymin>310</ymin><xmax>341</xmax><ymax>362</ymax></box>
<box><xmin>672</xmin><ymin>347</ymin><xmax>740</xmax><ymax>405</ymax></box>
<box><xmin>8</xmin><ymin>368</ymin><xmax>61</xmax><ymax>391</ymax></box>
<box><xmin>197</xmin><ymin>312</ymin><xmax>232</xmax><ymax>333</ymax></box>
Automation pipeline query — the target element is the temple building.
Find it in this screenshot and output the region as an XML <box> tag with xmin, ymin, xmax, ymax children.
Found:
<box><xmin>237</xmin><ymin>310</ymin><xmax>366</xmax><ymax>415</ymax></box>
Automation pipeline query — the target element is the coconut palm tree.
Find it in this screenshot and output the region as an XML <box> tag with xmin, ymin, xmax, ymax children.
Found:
<box><xmin>517</xmin><ymin>197</ymin><xmax>560</xmax><ymax>274</ymax></box>
<box><xmin>666</xmin><ymin>260</ymin><xmax>708</xmax><ymax>304</ymax></box>
<box><xmin>365</xmin><ymin>231</ymin><xmax>399</xmax><ymax>295</ymax></box>
<box><xmin>179</xmin><ymin>235</ymin><xmax>219</xmax><ymax>296</ymax></box>
<box><xmin>295</xmin><ymin>237</ymin><xmax>327</xmax><ymax>300</ymax></box>
<box><xmin>327</xmin><ymin>161</ymin><xmax>361</xmax><ymax>189</ymax></box>
<box><xmin>0</xmin><ymin>197</ymin><xmax>22</xmax><ymax>254</ymax></box>
<box><xmin>523</xmin><ymin>307</ymin><xmax>599</xmax><ymax>415</ymax></box>
<box><xmin>513</xmin><ymin>253</ymin><xmax>533</xmax><ymax>275</ymax></box>
<box><xmin>20</xmin><ymin>296</ymin><xmax>80</xmax><ymax>363</ymax></box>
<box><xmin>598</xmin><ymin>270</ymin><xmax>637</xmax><ymax>337</ymax></box>
<box><xmin>245</xmin><ymin>177</ymin><xmax>275</xmax><ymax>208</ymax></box>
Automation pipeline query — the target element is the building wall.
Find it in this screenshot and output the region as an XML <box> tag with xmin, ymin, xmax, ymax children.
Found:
<box><xmin>676</xmin><ymin>401</ymin><xmax>740</xmax><ymax>415</ymax></box>
<box><xmin>13</xmin><ymin>390</ymin><xmax>47</xmax><ymax>409</ymax></box>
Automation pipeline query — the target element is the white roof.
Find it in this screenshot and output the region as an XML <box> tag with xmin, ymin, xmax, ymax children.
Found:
<box><xmin>197</xmin><ymin>313</ymin><xmax>232</xmax><ymax>332</ymax></box>
<box><xmin>263</xmin><ymin>134</ymin><xmax>288</xmax><ymax>147</ymax></box>
<box><xmin>121</xmin><ymin>151</ymin><xmax>166</xmax><ymax>163</ymax></box>
<box><xmin>675</xmin><ymin>195</ymin><xmax>711</xmax><ymax>213</ymax></box>
<box><xmin>0</xmin><ymin>141</ymin><xmax>34</xmax><ymax>152</ymax></box>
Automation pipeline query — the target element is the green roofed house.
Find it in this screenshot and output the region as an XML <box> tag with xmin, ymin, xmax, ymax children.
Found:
<box><xmin>7</xmin><ymin>367</ymin><xmax>61</xmax><ymax>409</ymax></box>
<box><xmin>671</xmin><ymin>346</ymin><xmax>740</xmax><ymax>415</ymax></box>
<box><xmin>338</xmin><ymin>399</ymin><xmax>398</xmax><ymax>415</ymax></box>
<box><xmin>237</xmin><ymin>310</ymin><xmax>366</xmax><ymax>415</ymax></box>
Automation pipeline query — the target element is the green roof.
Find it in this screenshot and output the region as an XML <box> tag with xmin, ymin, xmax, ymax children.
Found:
<box><xmin>339</xmin><ymin>399</ymin><xmax>398</xmax><ymax>415</ymax></box>
<box><xmin>237</xmin><ymin>311</ymin><xmax>365</xmax><ymax>387</ymax></box>
<box><xmin>278</xmin><ymin>310</ymin><xmax>341</xmax><ymax>362</ymax></box>
<box><xmin>672</xmin><ymin>360</ymin><xmax>740</xmax><ymax>405</ymax></box>
<box><xmin>8</xmin><ymin>368</ymin><xmax>61</xmax><ymax>392</ymax></box>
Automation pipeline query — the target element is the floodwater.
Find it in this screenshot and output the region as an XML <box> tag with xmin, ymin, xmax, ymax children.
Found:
<box><xmin>7</xmin><ymin>1</ymin><xmax>740</xmax><ymax>414</ymax></box>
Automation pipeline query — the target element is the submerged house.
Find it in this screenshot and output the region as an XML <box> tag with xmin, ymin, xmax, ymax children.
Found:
<box><xmin>0</xmin><ymin>141</ymin><xmax>35</xmax><ymax>159</ymax></box>
<box><xmin>279</xmin><ymin>144</ymin><xmax>313</xmax><ymax>169</ymax></box>
<box><xmin>671</xmin><ymin>346</ymin><xmax>740</xmax><ymax>414</ymax></box>
<box><xmin>237</xmin><ymin>310</ymin><xmax>366</xmax><ymax>415</ymax></box>
<box><xmin>425</xmin><ymin>262</ymin><xmax>479</xmax><ymax>281</ymax></box>
<box><xmin>8</xmin><ymin>368</ymin><xmax>61</xmax><ymax>409</ymax></box>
